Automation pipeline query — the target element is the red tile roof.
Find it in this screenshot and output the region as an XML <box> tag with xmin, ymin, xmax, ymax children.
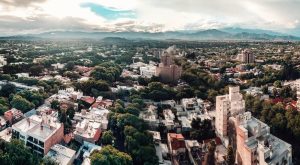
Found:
<box><xmin>168</xmin><ymin>133</ymin><xmax>185</xmax><ymax>150</ymax></box>
<box><xmin>80</xmin><ymin>96</ymin><xmax>95</xmax><ymax>105</ymax></box>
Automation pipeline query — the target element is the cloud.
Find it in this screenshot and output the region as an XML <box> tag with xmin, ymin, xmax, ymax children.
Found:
<box><xmin>0</xmin><ymin>0</ymin><xmax>299</xmax><ymax>35</ymax></box>
<box><xmin>0</xmin><ymin>0</ymin><xmax>46</xmax><ymax>7</ymax></box>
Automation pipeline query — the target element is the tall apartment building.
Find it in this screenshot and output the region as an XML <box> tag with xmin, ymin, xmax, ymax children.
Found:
<box><xmin>11</xmin><ymin>114</ymin><xmax>64</xmax><ymax>156</ymax></box>
<box><xmin>156</xmin><ymin>46</ymin><xmax>182</xmax><ymax>83</ymax></box>
<box><xmin>232</xmin><ymin>112</ymin><xmax>292</xmax><ymax>165</ymax></box>
<box><xmin>215</xmin><ymin>86</ymin><xmax>292</xmax><ymax>165</ymax></box>
<box><xmin>215</xmin><ymin>86</ymin><xmax>245</xmax><ymax>145</ymax></box>
<box><xmin>237</xmin><ymin>49</ymin><xmax>255</xmax><ymax>63</ymax></box>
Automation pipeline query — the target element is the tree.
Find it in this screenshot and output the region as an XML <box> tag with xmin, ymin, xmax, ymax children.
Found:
<box><xmin>274</xmin><ymin>80</ymin><xmax>282</xmax><ymax>88</ymax></box>
<box><xmin>67</xmin><ymin>107</ymin><xmax>75</xmax><ymax>120</ymax></box>
<box><xmin>51</xmin><ymin>100</ymin><xmax>60</xmax><ymax>110</ymax></box>
<box><xmin>0</xmin><ymin>139</ymin><xmax>38</xmax><ymax>165</ymax></box>
<box><xmin>190</xmin><ymin>118</ymin><xmax>215</xmax><ymax>141</ymax></box>
<box><xmin>59</xmin><ymin>110</ymin><xmax>67</xmax><ymax>123</ymax></box>
<box><xmin>0</xmin><ymin>83</ymin><xmax>16</xmax><ymax>97</ymax></box>
<box><xmin>262</xmin><ymin>85</ymin><xmax>268</xmax><ymax>94</ymax></box>
<box><xmin>125</xmin><ymin>105</ymin><xmax>140</xmax><ymax>116</ymax></box>
<box><xmin>102</xmin><ymin>130</ymin><xmax>115</xmax><ymax>145</ymax></box>
<box><xmin>29</xmin><ymin>65</ymin><xmax>44</xmax><ymax>76</ymax></box>
<box><xmin>226</xmin><ymin>145</ymin><xmax>235</xmax><ymax>165</ymax></box>
<box><xmin>90</xmin><ymin>145</ymin><xmax>132</xmax><ymax>165</ymax></box>
<box><xmin>40</xmin><ymin>156</ymin><xmax>59</xmax><ymax>165</ymax></box>
<box><xmin>65</xmin><ymin>61</ymin><xmax>75</xmax><ymax>71</ymax></box>
<box><xmin>0</xmin><ymin>97</ymin><xmax>9</xmax><ymax>115</ymax></box>
<box><xmin>10</xmin><ymin>95</ymin><xmax>34</xmax><ymax>113</ymax></box>
<box><xmin>90</xmin><ymin>63</ymin><xmax>122</xmax><ymax>83</ymax></box>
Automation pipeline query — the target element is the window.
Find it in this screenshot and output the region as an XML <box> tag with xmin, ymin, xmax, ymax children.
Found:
<box><xmin>28</xmin><ymin>136</ymin><xmax>33</xmax><ymax>141</ymax></box>
<box><xmin>33</xmin><ymin>138</ymin><xmax>38</xmax><ymax>144</ymax></box>
<box><xmin>38</xmin><ymin>141</ymin><xmax>44</xmax><ymax>147</ymax></box>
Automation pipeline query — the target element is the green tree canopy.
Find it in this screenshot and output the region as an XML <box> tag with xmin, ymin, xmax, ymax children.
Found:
<box><xmin>10</xmin><ymin>95</ymin><xmax>34</xmax><ymax>113</ymax></box>
<box><xmin>90</xmin><ymin>145</ymin><xmax>132</xmax><ymax>165</ymax></box>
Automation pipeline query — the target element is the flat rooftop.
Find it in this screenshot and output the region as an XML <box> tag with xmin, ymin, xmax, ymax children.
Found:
<box><xmin>47</xmin><ymin>144</ymin><xmax>76</xmax><ymax>165</ymax></box>
<box><xmin>12</xmin><ymin>115</ymin><xmax>62</xmax><ymax>141</ymax></box>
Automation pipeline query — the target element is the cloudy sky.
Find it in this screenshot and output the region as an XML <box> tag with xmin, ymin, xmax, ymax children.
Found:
<box><xmin>0</xmin><ymin>0</ymin><xmax>299</xmax><ymax>36</ymax></box>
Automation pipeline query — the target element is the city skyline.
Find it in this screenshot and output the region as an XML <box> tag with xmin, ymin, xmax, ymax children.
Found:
<box><xmin>0</xmin><ymin>0</ymin><xmax>300</xmax><ymax>36</ymax></box>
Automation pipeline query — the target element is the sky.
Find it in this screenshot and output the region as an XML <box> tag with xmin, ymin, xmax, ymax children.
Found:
<box><xmin>0</xmin><ymin>0</ymin><xmax>299</xmax><ymax>36</ymax></box>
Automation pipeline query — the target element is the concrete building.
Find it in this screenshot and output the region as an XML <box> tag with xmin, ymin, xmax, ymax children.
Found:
<box><xmin>0</xmin><ymin>55</ymin><xmax>7</xmax><ymax>67</ymax></box>
<box><xmin>140</xmin><ymin>105</ymin><xmax>159</xmax><ymax>129</ymax></box>
<box><xmin>74</xmin><ymin>119</ymin><xmax>102</xmax><ymax>144</ymax></box>
<box><xmin>237</xmin><ymin>49</ymin><xmax>255</xmax><ymax>63</ymax></box>
<box><xmin>215</xmin><ymin>86</ymin><xmax>292</xmax><ymax>165</ymax></box>
<box><xmin>73</xmin><ymin>108</ymin><xmax>109</xmax><ymax>130</ymax></box>
<box><xmin>11</xmin><ymin>114</ymin><xmax>64</xmax><ymax>156</ymax></box>
<box><xmin>140</xmin><ymin>65</ymin><xmax>157</xmax><ymax>78</ymax></box>
<box><xmin>232</xmin><ymin>112</ymin><xmax>292</xmax><ymax>165</ymax></box>
<box><xmin>215</xmin><ymin>86</ymin><xmax>245</xmax><ymax>146</ymax></box>
<box><xmin>51</xmin><ymin>63</ymin><xmax>65</xmax><ymax>69</ymax></box>
<box><xmin>156</xmin><ymin>46</ymin><xmax>182</xmax><ymax>83</ymax></box>
<box><xmin>163</xmin><ymin>109</ymin><xmax>175</xmax><ymax>130</ymax></box>
<box><xmin>46</xmin><ymin>144</ymin><xmax>76</xmax><ymax>165</ymax></box>
<box><xmin>181</xmin><ymin>98</ymin><xmax>203</xmax><ymax>112</ymax></box>
<box><xmin>283</xmin><ymin>79</ymin><xmax>300</xmax><ymax>110</ymax></box>
<box><xmin>167</xmin><ymin>133</ymin><xmax>186</xmax><ymax>165</ymax></box>
<box><xmin>4</xmin><ymin>108</ymin><xmax>24</xmax><ymax>125</ymax></box>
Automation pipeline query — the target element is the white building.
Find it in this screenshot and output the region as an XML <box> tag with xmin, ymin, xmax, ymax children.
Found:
<box><xmin>46</xmin><ymin>144</ymin><xmax>76</xmax><ymax>165</ymax></box>
<box><xmin>11</xmin><ymin>114</ymin><xmax>64</xmax><ymax>156</ymax></box>
<box><xmin>215</xmin><ymin>86</ymin><xmax>245</xmax><ymax>146</ymax></box>
<box><xmin>74</xmin><ymin>119</ymin><xmax>101</xmax><ymax>144</ymax></box>
<box><xmin>233</xmin><ymin>112</ymin><xmax>292</xmax><ymax>165</ymax></box>
<box><xmin>140</xmin><ymin>105</ymin><xmax>159</xmax><ymax>129</ymax></box>
<box><xmin>163</xmin><ymin>109</ymin><xmax>175</xmax><ymax>130</ymax></box>
<box><xmin>0</xmin><ymin>55</ymin><xmax>7</xmax><ymax>67</ymax></box>
<box><xmin>16</xmin><ymin>73</ymin><xmax>30</xmax><ymax>78</ymax></box>
<box><xmin>51</xmin><ymin>63</ymin><xmax>65</xmax><ymax>69</ymax></box>
<box><xmin>140</xmin><ymin>65</ymin><xmax>157</xmax><ymax>78</ymax></box>
<box><xmin>181</xmin><ymin>98</ymin><xmax>203</xmax><ymax>112</ymax></box>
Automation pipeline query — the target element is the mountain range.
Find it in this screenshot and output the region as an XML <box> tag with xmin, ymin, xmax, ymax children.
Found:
<box><xmin>1</xmin><ymin>28</ymin><xmax>300</xmax><ymax>41</ymax></box>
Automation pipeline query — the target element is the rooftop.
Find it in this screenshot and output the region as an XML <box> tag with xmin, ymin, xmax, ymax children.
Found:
<box><xmin>12</xmin><ymin>114</ymin><xmax>62</xmax><ymax>141</ymax></box>
<box><xmin>46</xmin><ymin>144</ymin><xmax>76</xmax><ymax>165</ymax></box>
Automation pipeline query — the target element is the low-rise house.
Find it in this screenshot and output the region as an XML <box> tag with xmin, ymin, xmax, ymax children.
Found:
<box><xmin>4</xmin><ymin>108</ymin><xmax>24</xmax><ymax>125</ymax></box>
<box><xmin>140</xmin><ymin>105</ymin><xmax>159</xmax><ymax>129</ymax></box>
<box><xmin>181</xmin><ymin>98</ymin><xmax>203</xmax><ymax>112</ymax></box>
<box><xmin>74</xmin><ymin>119</ymin><xmax>101</xmax><ymax>144</ymax></box>
<box><xmin>91</xmin><ymin>96</ymin><xmax>113</xmax><ymax>109</ymax></box>
<box><xmin>80</xmin><ymin>96</ymin><xmax>95</xmax><ymax>106</ymax></box>
<box><xmin>178</xmin><ymin>116</ymin><xmax>192</xmax><ymax>133</ymax></box>
<box><xmin>140</xmin><ymin>65</ymin><xmax>157</xmax><ymax>78</ymax></box>
<box><xmin>167</xmin><ymin>133</ymin><xmax>187</xmax><ymax>165</ymax></box>
<box><xmin>74</xmin><ymin>108</ymin><xmax>109</xmax><ymax>130</ymax></box>
<box><xmin>46</xmin><ymin>144</ymin><xmax>76</xmax><ymax>165</ymax></box>
<box><xmin>163</xmin><ymin>109</ymin><xmax>175</xmax><ymax>130</ymax></box>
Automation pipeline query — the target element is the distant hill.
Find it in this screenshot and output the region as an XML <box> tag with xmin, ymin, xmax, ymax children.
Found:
<box><xmin>2</xmin><ymin>29</ymin><xmax>300</xmax><ymax>41</ymax></box>
<box><xmin>102</xmin><ymin>37</ymin><xmax>129</xmax><ymax>42</ymax></box>
<box><xmin>221</xmin><ymin>27</ymin><xmax>284</xmax><ymax>36</ymax></box>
